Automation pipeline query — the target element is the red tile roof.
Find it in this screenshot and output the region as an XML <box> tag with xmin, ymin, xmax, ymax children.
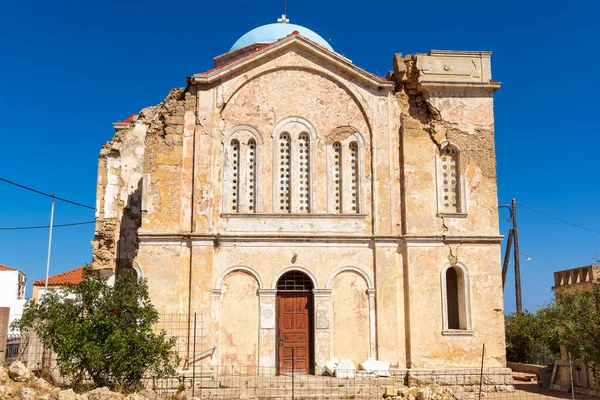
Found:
<box><xmin>32</xmin><ymin>266</ymin><xmax>85</xmax><ymax>286</ymax></box>
<box><xmin>0</xmin><ymin>264</ymin><xmax>18</xmax><ymax>272</ymax></box>
<box><xmin>115</xmin><ymin>114</ymin><xmax>137</xmax><ymax>124</ymax></box>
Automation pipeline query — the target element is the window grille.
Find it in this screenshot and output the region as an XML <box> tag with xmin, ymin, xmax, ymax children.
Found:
<box><xmin>230</xmin><ymin>139</ymin><xmax>240</xmax><ymax>212</ymax></box>
<box><xmin>298</xmin><ymin>134</ymin><xmax>310</xmax><ymax>212</ymax></box>
<box><xmin>333</xmin><ymin>142</ymin><xmax>342</xmax><ymax>213</ymax></box>
<box><xmin>279</xmin><ymin>134</ymin><xmax>291</xmax><ymax>213</ymax></box>
<box><xmin>247</xmin><ymin>139</ymin><xmax>256</xmax><ymax>212</ymax></box>
<box><xmin>349</xmin><ymin>141</ymin><xmax>359</xmax><ymax>213</ymax></box>
<box><xmin>276</xmin><ymin>271</ymin><xmax>314</xmax><ymax>291</ymax></box>
<box><xmin>440</xmin><ymin>146</ymin><xmax>459</xmax><ymax>213</ymax></box>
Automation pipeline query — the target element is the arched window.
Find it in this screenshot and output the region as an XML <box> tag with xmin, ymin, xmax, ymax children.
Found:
<box><xmin>298</xmin><ymin>134</ymin><xmax>311</xmax><ymax>213</ymax></box>
<box><xmin>328</xmin><ymin>134</ymin><xmax>363</xmax><ymax>214</ymax></box>
<box><xmin>349</xmin><ymin>141</ymin><xmax>359</xmax><ymax>213</ymax></box>
<box><xmin>441</xmin><ymin>263</ymin><xmax>472</xmax><ymax>332</ymax></box>
<box><xmin>223</xmin><ymin>126</ymin><xmax>263</xmax><ymax>214</ymax></box>
<box><xmin>229</xmin><ymin>139</ymin><xmax>240</xmax><ymax>212</ymax></box>
<box><xmin>273</xmin><ymin>118</ymin><xmax>317</xmax><ymax>213</ymax></box>
<box><xmin>332</xmin><ymin>142</ymin><xmax>342</xmax><ymax>213</ymax></box>
<box><xmin>438</xmin><ymin>144</ymin><xmax>461</xmax><ymax>214</ymax></box>
<box><xmin>278</xmin><ymin>133</ymin><xmax>291</xmax><ymax>213</ymax></box>
<box><xmin>247</xmin><ymin>139</ymin><xmax>257</xmax><ymax>212</ymax></box>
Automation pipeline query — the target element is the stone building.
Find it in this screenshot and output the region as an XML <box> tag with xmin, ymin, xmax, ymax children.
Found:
<box><xmin>92</xmin><ymin>20</ymin><xmax>506</xmax><ymax>374</ymax></box>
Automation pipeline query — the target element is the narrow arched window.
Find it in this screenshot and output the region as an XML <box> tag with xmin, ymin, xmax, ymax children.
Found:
<box><xmin>349</xmin><ymin>141</ymin><xmax>359</xmax><ymax>213</ymax></box>
<box><xmin>440</xmin><ymin>145</ymin><xmax>460</xmax><ymax>213</ymax></box>
<box><xmin>332</xmin><ymin>142</ymin><xmax>342</xmax><ymax>213</ymax></box>
<box><xmin>247</xmin><ymin>139</ymin><xmax>257</xmax><ymax>212</ymax></box>
<box><xmin>279</xmin><ymin>133</ymin><xmax>291</xmax><ymax>213</ymax></box>
<box><xmin>446</xmin><ymin>267</ymin><xmax>460</xmax><ymax>329</ymax></box>
<box><xmin>442</xmin><ymin>264</ymin><xmax>471</xmax><ymax>332</ymax></box>
<box><xmin>298</xmin><ymin>133</ymin><xmax>310</xmax><ymax>213</ymax></box>
<box><xmin>229</xmin><ymin>139</ymin><xmax>240</xmax><ymax>212</ymax></box>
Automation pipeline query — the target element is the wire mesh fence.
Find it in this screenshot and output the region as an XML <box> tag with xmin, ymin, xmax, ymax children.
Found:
<box><xmin>4</xmin><ymin>313</ymin><xmax>599</xmax><ymax>399</ymax></box>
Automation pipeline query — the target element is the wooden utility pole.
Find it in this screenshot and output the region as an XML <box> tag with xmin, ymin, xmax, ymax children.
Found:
<box><xmin>501</xmin><ymin>228</ymin><xmax>513</xmax><ymax>289</ymax></box>
<box><xmin>512</xmin><ymin>198</ymin><xmax>522</xmax><ymax>312</ymax></box>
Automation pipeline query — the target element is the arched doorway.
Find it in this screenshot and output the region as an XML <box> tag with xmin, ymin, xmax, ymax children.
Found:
<box><xmin>276</xmin><ymin>271</ymin><xmax>314</xmax><ymax>374</ymax></box>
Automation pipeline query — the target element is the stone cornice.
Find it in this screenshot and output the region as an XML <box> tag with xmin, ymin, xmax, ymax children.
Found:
<box><xmin>190</xmin><ymin>35</ymin><xmax>394</xmax><ymax>90</ymax></box>
<box><xmin>137</xmin><ymin>233</ymin><xmax>504</xmax><ymax>245</ymax></box>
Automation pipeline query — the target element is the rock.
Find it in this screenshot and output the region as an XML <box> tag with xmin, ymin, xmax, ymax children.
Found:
<box><xmin>84</xmin><ymin>387</ymin><xmax>125</xmax><ymax>400</ymax></box>
<box><xmin>19</xmin><ymin>386</ymin><xmax>38</xmax><ymax>400</ymax></box>
<box><xmin>124</xmin><ymin>394</ymin><xmax>144</xmax><ymax>400</ymax></box>
<box><xmin>0</xmin><ymin>366</ymin><xmax>8</xmax><ymax>383</ymax></box>
<box><xmin>0</xmin><ymin>385</ymin><xmax>14</xmax><ymax>398</ymax></box>
<box><xmin>35</xmin><ymin>377</ymin><xmax>53</xmax><ymax>391</ymax></box>
<box><xmin>324</xmin><ymin>357</ymin><xmax>339</xmax><ymax>376</ymax></box>
<box><xmin>398</xmin><ymin>387</ymin><xmax>411</xmax><ymax>397</ymax></box>
<box><xmin>137</xmin><ymin>389</ymin><xmax>157</xmax><ymax>400</ymax></box>
<box><xmin>9</xmin><ymin>361</ymin><xmax>33</xmax><ymax>382</ymax></box>
<box><xmin>383</xmin><ymin>386</ymin><xmax>396</xmax><ymax>398</ymax></box>
<box><xmin>39</xmin><ymin>395</ymin><xmax>52</xmax><ymax>400</ymax></box>
<box><xmin>417</xmin><ymin>387</ymin><xmax>435</xmax><ymax>400</ymax></box>
<box><xmin>407</xmin><ymin>395</ymin><xmax>416</xmax><ymax>400</ymax></box>
<box><xmin>57</xmin><ymin>389</ymin><xmax>83</xmax><ymax>400</ymax></box>
<box><xmin>454</xmin><ymin>389</ymin><xmax>464</xmax><ymax>400</ymax></box>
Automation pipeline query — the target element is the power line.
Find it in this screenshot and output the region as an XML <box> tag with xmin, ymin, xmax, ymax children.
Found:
<box><xmin>0</xmin><ymin>221</ymin><xmax>96</xmax><ymax>231</ymax></box>
<box><xmin>519</xmin><ymin>203</ymin><xmax>600</xmax><ymax>236</ymax></box>
<box><xmin>0</xmin><ymin>177</ymin><xmax>95</xmax><ymax>210</ymax></box>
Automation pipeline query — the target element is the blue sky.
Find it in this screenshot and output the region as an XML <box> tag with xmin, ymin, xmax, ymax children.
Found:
<box><xmin>0</xmin><ymin>0</ymin><xmax>598</xmax><ymax>312</ymax></box>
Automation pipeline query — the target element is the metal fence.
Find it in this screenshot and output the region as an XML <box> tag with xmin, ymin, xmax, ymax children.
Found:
<box><xmin>5</xmin><ymin>313</ymin><xmax>599</xmax><ymax>399</ymax></box>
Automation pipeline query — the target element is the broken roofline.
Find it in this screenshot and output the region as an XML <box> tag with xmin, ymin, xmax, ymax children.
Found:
<box><xmin>187</xmin><ymin>33</ymin><xmax>394</xmax><ymax>89</ymax></box>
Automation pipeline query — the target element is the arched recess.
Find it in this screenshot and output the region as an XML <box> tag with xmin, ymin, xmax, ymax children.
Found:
<box><xmin>221</xmin><ymin>66</ymin><xmax>372</xmax><ymax>135</ymax></box>
<box><xmin>216</xmin><ymin>265</ymin><xmax>264</xmax><ymax>290</ymax></box>
<box><xmin>330</xmin><ymin>270</ymin><xmax>370</xmax><ymax>365</ymax></box>
<box><xmin>440</xmin><ymin>262</ymin><xmax>472</xmax><ymax>331</ymax></box>
<box><xmin>272</xmin><ymin>116</ymin><xmax>318</xmax><ymax>213</ymax></box>
<box><xmin>435</xmin><ymin>140</ymin><xmax>466</xmax><ymax>214</ymax></box>
<box><xmin>325</xmin><ymin>266</ymin><xmax>373</xmax><ymax>289</ymax></box>
<box><xmin>222</xmin><ymin>125</ymin><xmax>264</xmax><ymax>213</ymax></box>
<box><xmin>271</xmin><ymin>266</ymin><xmax>319</xmax><ymax>290</ymax></box>
<box><xmin>219</xmin><ymin>270</ymin><xmax>260</xmax><ymax>368</ymax></box>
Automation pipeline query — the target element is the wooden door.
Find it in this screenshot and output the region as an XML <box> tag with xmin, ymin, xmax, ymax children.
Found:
<box><xmin>277</xmin><ymin>292</ymin><xmax>312</xmax><ymax>373</ymax></box>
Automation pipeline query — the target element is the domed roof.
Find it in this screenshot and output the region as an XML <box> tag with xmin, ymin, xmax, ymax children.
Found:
<box><xmin>230</xmin><ymin>23</ymin><xmax>333</xmax><ymax>52</ymax></box>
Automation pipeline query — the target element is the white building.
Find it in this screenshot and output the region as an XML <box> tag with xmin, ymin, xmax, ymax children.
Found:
<box><xmin>0</xmin><ymin>265</ymin><xmax>27</xmax><ymax>334</ymax></box>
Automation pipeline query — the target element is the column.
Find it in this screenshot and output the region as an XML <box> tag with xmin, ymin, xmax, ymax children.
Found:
<box><xmin>313</xmin><ymin>289</ymin><xmax>332</xmax><ymax>371</ymax></box>
<box><xmin>258</xmin><ymin>289</ymin><xmax>277</xmax><ymax>374</ymax></box>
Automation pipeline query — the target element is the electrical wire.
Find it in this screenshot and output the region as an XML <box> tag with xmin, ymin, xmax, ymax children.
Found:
<box><xmin>0</xmin><ymin>221</ymin><xmax>96</xmax><ymax>231</ymax></box>
<box><xmin>519</xmin><ymin>203</ymin><xmax>600</xmax><ymax>236</ymax></box>
<box><xmin>0</xmin><ymin>177</ymin><xmax>95</xmax><ymax>210</ymax></box>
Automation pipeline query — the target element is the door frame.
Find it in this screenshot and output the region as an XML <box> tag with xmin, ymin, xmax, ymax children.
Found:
<box><xmin>276</xmin><ymin>290</ymin><xmax>314</xmax><ymax>375</ymax></box>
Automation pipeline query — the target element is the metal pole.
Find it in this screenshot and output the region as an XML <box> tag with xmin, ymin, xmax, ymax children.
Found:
<box><xmin>478</xmin><ymin>343</ymin><xmax>485</xmax><ymax>400</ymax></box>
<box><xmin>512</xmin><ymin>198</ymin><xmax>522</xmax><ymax>312</ymax></box>
<box><xmin>192</xmin><ymin>313</ymin><xmax>197</xmax><ymax>398</ymax></box>
<box><xmin>501</xmin><ymin>229</ymin><xmax>513</xmax><ymax>289</ymax></box>
<box><xmin>568</xmin><ymin>352</ymin><xmax>575</xmax><ymax>400</ymax></box>
<box><xmin>44</xmin><ymin>196</ymin><xmax>55</xmax><ymax>292</ymax></box>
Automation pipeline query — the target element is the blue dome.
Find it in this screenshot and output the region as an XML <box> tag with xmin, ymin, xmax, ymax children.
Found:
<box><xmin>230</xmin><ymin>23</ymin><xmax>333</xmax><ymax>52</ymax></box>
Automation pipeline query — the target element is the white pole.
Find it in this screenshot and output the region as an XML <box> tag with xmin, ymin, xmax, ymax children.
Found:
<box><xmin>44</xmin><ymin>196</ymin><xmax>55</xmax><ymax>292</ymax></box>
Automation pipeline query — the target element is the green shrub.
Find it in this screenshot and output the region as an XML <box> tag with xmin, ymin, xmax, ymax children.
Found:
<box><xmin>12</xmin><ymin>268</ymin><xmax>179</xmax><ymax>392</ymax></box>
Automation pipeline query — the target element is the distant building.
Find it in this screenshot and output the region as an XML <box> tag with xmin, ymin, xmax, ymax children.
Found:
<box><xmin>32</xmin><ymin>266</ymin><xmax>85</xmax><ymax>302</ymax></box>
<box><xmin>0</xmin><ymin>264</ymin><xmax>27</xmax><ymax>334</ymax></box>
<box><xmin>551</xmin><ymin>264</ymin><xmax>600</xmax><ymax>393</ymax></box>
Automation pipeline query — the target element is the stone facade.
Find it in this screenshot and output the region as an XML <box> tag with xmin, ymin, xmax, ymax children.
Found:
<box><xmin>92</xmin><ymin>31</ymin><xmax>505</xmax><ymax>373</ymax></box>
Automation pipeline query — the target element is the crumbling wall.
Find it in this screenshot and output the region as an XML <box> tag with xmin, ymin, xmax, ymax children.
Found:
<box><xmin>393</xmin><ymin>51</ymin><xmax>500</xmax><ymax>237</ymax></box>
<box><xmin>92</xmin><ymin>87</ymin><xmax>195</xmax><ymax>273</ymax></box>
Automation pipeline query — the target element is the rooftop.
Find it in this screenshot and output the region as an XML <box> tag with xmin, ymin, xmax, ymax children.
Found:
<box><xmin>33</xmin><ymin>266</ymin><xmax>85</xmax><ymax>287</ymax></box>
<box><xmin>230</xmin><ymin>22</ymin><xmax>333</xmax><ymax>52</ymax></box>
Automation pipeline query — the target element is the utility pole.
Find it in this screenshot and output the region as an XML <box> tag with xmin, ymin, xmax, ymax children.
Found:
<box><xmin>501</xmin><ymin>228</ymin><xmax>513</xmax><ymax>289</ymax></box>
<box><xmin>44</xmin><ymin>195</ymin><xmax>55</xmax><ymax>292</ymax></box>
<box><xmin>512</xmin><ymin>198</ymin><xmax>522</xmax><ymax>312</ymax></box>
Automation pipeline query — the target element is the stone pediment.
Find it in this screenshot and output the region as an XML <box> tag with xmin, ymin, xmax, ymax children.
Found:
<box><xmin>189</xmin><ymin>33</ymin><xmax>394</xmax><ymax>91</ymax></box>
